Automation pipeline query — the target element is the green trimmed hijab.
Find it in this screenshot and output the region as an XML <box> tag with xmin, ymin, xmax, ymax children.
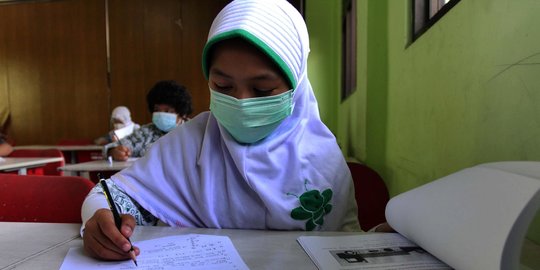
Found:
<box><xmin>111</xmin><ymin>0</ymin><xmax>360</xmax><ymax>231</ymax></box>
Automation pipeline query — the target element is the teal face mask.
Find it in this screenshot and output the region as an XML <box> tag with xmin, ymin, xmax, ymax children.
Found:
<box><xmin>152</xmin><ymin>112</ymin><xmax>178</xmax><ymax>132</ymax></box>
<box><xmin>210</xmin><ymin>88</ymin><xmax>294</xmax><ymax>144</ymax></box>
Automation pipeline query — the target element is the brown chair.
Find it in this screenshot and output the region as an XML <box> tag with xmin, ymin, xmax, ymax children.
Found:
<box><xmin>7</xmin><ymin>148</ymin><xmax>65</xmax><ymax>176</ymax></box>
<box><xmin>0</xmin><ymin>174</ymin><xmax>95</xmax><ymax>223</ymax></box>
<box><xmin>347</xmin><ymin>162</ymin><xmax>390</xmax><ymax>231</ymax></box>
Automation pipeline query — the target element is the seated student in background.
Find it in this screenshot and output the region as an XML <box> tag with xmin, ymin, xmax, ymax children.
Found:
<box><xmin>105</xmin><ymin>80</ymin><xmax>192</xmax><ymax>161</ymax></box>
<box><xmin>94</xmin><ymin>106</ymin><xmax>141</xmax><ymax>146</ymax></box>
<box><xmin>0</xmin><ymin>132</ymin><xmax>13</xmax><ymax>156</ymax></box>
<box><xmin>82</xmin><ymin>0</ymin><xmax>360</xmax><ymax>261</ymax></box>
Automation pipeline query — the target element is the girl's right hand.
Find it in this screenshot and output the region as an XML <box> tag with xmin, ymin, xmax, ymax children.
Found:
<box><xmin>82</xmin><ymin>209</ymin><xmax>140</xmax><ymax>260</ymax></box>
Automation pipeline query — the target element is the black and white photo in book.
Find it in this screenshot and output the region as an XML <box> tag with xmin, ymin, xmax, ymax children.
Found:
<box><xmin>298</xmin><ymin>233</ymin><xmax>452</xmax><ymax>270</ymax></box>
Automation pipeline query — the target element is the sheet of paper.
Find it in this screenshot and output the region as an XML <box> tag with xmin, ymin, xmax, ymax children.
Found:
<box><xmin>297</xmin><ymin>233</ymin><xmax>451</xmax><ymax>270</ymax></box>
<box><xmin>59</xmin><ymin>234</ymin><xmax>249</xmax><ymax>270</ymax></box>
<box><xmin>386</xmin><ymin>162</ymin><xmax>540</xmax><ymax>270</ymax></box>
<box><xmin>113</xmin><ymin>124</ymin><xmax>135</xmax><ymax>140</ymax></box>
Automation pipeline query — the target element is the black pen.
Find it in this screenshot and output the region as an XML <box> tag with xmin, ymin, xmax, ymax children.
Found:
<box><xmin>99</xmin><ymin>178</ymin><xmax>138</xmax><ymax>266</ymax></box>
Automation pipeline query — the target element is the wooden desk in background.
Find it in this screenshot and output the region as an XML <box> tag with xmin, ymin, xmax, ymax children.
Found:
<box><xmin>0</xmin><ymin>157</ymin><xmax>65</xmax><ymax>175</ymax></box>
<box><xmin>13</xmin><ymin>145</ymin><xmax>103</xmax><ymax>164</ymax></box>
<box><xmin>59</xmin><ymin>158</ymin><xmax>137</xmax><ymax>179</ymax></box>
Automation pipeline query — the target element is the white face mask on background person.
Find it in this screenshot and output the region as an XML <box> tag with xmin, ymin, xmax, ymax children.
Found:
<box><xmin>113</xmin><ymin>123</ymin><xmax>126</xmax><ymax>130</ymax></box>
<box><xmin>152</xmin><ymin>112</ymin><xmax>178</xmax><ymax>132</ymax></box>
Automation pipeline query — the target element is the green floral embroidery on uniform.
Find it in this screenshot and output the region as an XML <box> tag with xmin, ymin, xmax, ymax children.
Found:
<box><xmin>289</xmin><ymin>180</ymin><xmax>333</xmax><ymax>231</ymax></box>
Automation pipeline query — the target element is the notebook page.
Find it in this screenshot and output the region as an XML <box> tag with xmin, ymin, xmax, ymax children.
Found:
<box><xmin>386</xmin><ymin>163</ymin><xmax>540</xmax><ymax>270</ymax></box>
<box><xmin>60</xmin><ymin>234</ymin><xmax>249</xmax><ymax>270</ymax></box>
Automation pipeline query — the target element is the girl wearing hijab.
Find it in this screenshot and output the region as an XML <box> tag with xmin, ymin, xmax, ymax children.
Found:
<box><xmin>82</xmin><ymin>0</ymin><xmax>360</xmax><ymax>261</ymax></box>
<box><xmin>94</xmin><ymin>106</ymin><xmax>141</xmax><ymax>146</ymax></box>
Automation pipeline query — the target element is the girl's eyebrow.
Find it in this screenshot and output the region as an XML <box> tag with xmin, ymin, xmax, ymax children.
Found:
<box><xmin>210</xmin><ymin>67</ymin><xmax>281</xmax><ymax>81</ymax></box>
<box><xmin>251</xmin><ymin>73</ymin><xmax>280</xmax><ymax>81</ymax></box>
<box><xmin>210</xmin><ymin>68</ymin><xmax>232</xmax><ymax>79</ymax></box>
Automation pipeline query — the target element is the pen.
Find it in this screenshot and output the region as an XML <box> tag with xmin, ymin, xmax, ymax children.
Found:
<box><xmin>99</xmin><ymin>178</ymin><xmax>138</xmax><ymax>266</ymax></box>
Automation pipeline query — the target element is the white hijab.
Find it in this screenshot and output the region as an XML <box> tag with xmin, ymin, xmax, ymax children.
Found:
<box><xmin>112</xmin><ymin>0</ymin><xmax>359</xmax><ymax>231</ymax></box>
<box><xmin>111</xmin><ymin>106</ymin><xmax>133</xmax><ymax>125</ymax></box>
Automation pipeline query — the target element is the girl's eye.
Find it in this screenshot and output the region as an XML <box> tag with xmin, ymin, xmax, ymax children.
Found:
<box><xmin>214</xmin><ymin>83</ymin><xmax>232</xmax><ymax>91</ymax></box>
<box><xmin>254</xmin><ymin>88</ymin><xmax>276</xmax><ymax>97</ymax></box>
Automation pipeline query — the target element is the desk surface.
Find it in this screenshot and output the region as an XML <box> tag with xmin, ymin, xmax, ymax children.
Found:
<box><xmin>14</xmin><ymin>145</ymin><xmax>102</xmax><ymax>151</ymax></box>
<box><xmin>0</xmin><ymin>222</ymin><xmax>357</xmax><ymax>270</ymax></box>
<box><xmin>59</xmin><ymin>159</ymin><xmax>137</xmax><ymax>172</ymax></box>
<box><xmin>1</xmin><ymin>222</ymin><xmax>539</xmax><ymax>270</ymax></box>
<box><xmin>0</xmin><ymin>223</ymin><xmax>80</xmax><ymax>270</ymax></box>
<box><xmin>0</xmin><ymin>157</ymin><xmax>64</xmax><ymax>171</ymax></box>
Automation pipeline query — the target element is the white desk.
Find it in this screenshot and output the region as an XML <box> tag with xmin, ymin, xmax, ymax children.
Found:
<box><xmin>13</xmin><ymin>145</ymin><xmax>103</xmax><ymax>164</ymax></box>
<box><xmin>1</xmin><ymin>222</ymin><xmax>539</xmax><ymax>270</ymax></box>
<box><xmin>14</xmin><ymin>145</ymin><xmax>102</xmax><ymax>151</ymax></box>
<box><xmin>59</xmin><ymin>159</ymin><xmax>137</xmax><ymax>178</ymax></box>
<box><xmin>0</xmin><ymin>222</ymin><xmax>355</xmax><ymax>270</ymax></box>
<box><xmin>0</xmin><ymin>157</ymin><xmax>65</xmax><ymax>175</ymax></box>
<box><xmin>0</xmin><ymin>222</ymin><xmax>80</xmax><ymax>270</ymax></box>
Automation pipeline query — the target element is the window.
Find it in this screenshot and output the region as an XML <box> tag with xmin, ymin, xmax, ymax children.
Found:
<box><xmin>412</xmin><ymin>0</ymin><xmax>460</xmax><ymax>41</ymax></box>
<box><xmin>342</xmin><ymin>0</ymin><xmax>357</xmax><ymax>101</ymax></box>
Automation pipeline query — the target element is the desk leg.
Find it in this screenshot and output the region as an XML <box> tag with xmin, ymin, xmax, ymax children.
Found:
<box><xmin>70</xmin><ymin>150</ymin><xmax>77</xmax><ymax>164</ymax></box>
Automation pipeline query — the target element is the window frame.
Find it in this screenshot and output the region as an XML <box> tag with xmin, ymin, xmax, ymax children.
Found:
<box><xmin>341</xmin><ymin>0</ymin><xmax>357</xmax><ymax>101</ymax></box>
<box><xmin>412</xmin><ymin>0</ymin><xmax>461</xmax><ymax>42</ymax></box>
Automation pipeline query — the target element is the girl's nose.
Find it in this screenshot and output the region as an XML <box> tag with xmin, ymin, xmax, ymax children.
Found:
<box><xmin>230</xmin><ymin>87</ymin><xmax>253</xmax><ymax>99</ymax></box>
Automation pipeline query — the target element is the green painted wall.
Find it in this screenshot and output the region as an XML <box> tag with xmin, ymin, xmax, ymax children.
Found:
<box><xmin>306</xmin><ymin>0</ymin><xmax>341</xmax><ymax>133</ymax></box>
<box><xmin>307</xmin><ymin>0</ymin><xmax>540</xmax><ymax>243</ymax></box>
<box><xmin>385</xmin><ymin>0</ymin><xmax>540</xmax><ymax>196</ymax></box>
<box><xmin>385</xmin><ymin>0</ymin><xmax>540</xmax><ymax>244</ymax></box>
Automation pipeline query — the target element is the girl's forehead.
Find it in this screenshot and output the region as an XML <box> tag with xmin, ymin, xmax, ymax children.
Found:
<box><xmin>154</xmin><ymin>104</ymin><xmax>175</xmax><ymax>111</ymax></box>
<box><xmin>211</xmin><ymin>39</ymin><xmax>269</xmax><ymax>63</ymax></box>
<box><xmin>210</xmin><ymin>39</ymin><xmax>288</xmax><ymax>83</ymax></box>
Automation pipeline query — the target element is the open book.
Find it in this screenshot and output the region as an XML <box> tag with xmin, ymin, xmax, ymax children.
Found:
<box><xmin>298</xmin><ymin>161</ymin><xmax>540</xmax><ymax>270</ymax></box>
